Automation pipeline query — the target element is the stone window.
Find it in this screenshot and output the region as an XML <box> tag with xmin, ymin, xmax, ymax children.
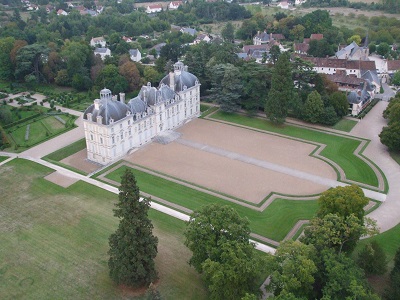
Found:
<box><xmin>100</xmin><ymin>137</ymin><xmax>103</xmax><ymax>144</ymax></box>
<box><xmin>112</xmin><ymin>136</ymin><xmax>115</xmax><ymax>144</ymax></box>
<box><xmin>128</xmin><ymin>120</ymin><xmax>130</xmax><ymax>125</ymax></box>
<box><xmin>90</xmin><ymin>134</ymin><xmax>93</xmax><ymax>140</ymax></box>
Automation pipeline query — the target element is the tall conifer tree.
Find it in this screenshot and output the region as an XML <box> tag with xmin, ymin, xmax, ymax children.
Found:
<box><xmin>108</xmin><ymin>169</ymin><xmax>158</xmax><ymax>287</ymax></box>
<box><xmin>265</xmin><ymin>52</ymin><xmax>293</xmax><ymax>124</ymax></box>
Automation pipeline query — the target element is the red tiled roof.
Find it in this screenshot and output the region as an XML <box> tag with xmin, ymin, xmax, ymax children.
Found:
<box><xmin>310</xmin><ymin>34</ymin><xmax>323</xmax><ymax>40</ymax></box>
<box><xmin>387</xmin><ymin>60</ymin><xmax>400</xmax><ymax>71</ymax></box>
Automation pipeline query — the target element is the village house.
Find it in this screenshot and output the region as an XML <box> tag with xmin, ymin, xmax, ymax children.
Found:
<box><xmin>193</xmin><ymin>34</ymin><xmax>211</xmax><ymax>44</ymax></box>
<box><xmin>294</xmin><ymin>34</ymin><xmax>324</xmax><ymax>55</ymax></box>
<box><xmin>146</xmin><ymin>4</ymin><xmax>163</xmax><ymax>14</ymax></box>
<box><xmin>168</xmin><ymin>1</ymin><xmax>182</xmax><ymax>10</ymax></box>
<box><xmin>129</xmin><ymin>49</ymin><xmax>142</xmax><ymax>62</ymax></box>
<box><xmin>90</xmin><ymin>37</ymin><xmax>106</xmax><ymax>48</ymax></box>
<box><xmin>94</xmin><ymin>48</ymin><xmax>111</xmax><ymax>60</ymax></box>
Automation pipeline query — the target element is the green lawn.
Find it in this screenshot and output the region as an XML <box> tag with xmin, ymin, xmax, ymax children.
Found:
<box><xmin>104</xmin><ymin>166</ymin><xmax>318</xmax><ymax>241</ymax></box>
<box><xmin>0</xmin><ymin>159</ymin><xmax>208</xmax><ymax>299</ymax></box>
<box><xmin>331</xmin><ymin>119</ymin><xmax>358</xmax><ymax>132</ymax></box>
<box><xmin>0</xmin><ymin>156</ymin><xmax>8</xmax><ymax>163</ymax></box>
<box><xmin>6</xmin><ymin>115</ymin><xmax>77</xmax><ymax>152</ymax></box>
<box><xmin>43</xmin><ymin>138</ymin><xmax>86</xmax><ymax>162</ymax></box>
<box><xmin>389</xmin><ymin>151</ymin><xmax>400</xmax><ymax>166</ymax></box>
<box><xmin>210</xmin><ymin>111</ymin><xmax>380</xmax><ymax>188</ymax></box>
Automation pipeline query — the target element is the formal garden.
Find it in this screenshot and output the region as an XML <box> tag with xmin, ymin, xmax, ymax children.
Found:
<box><xmin>0</xmin><ymin>104</ymin><xmax>77</xmax><ymax>152</ymax></box>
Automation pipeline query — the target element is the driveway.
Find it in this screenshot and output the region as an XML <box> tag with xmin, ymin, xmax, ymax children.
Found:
<box><xmin>351</xmin><ymin>101</ymin><xmax>400</xmax><ymax>232</ymax></box>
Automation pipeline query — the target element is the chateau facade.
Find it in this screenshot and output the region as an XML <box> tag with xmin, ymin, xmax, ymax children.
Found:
<box><xmin>83</xmin><ymin>61</ymin><xmax>200</xmax><ymax>165</ymax></box>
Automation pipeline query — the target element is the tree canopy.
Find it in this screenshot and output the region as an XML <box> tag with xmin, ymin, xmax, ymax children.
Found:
<box><xmin>108</xmin><ymin>168</ymin><xmax>158</xmax><ymax>287</ymax></box>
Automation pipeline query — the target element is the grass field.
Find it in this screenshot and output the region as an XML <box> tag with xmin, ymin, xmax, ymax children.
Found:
<box><xmin>0</xmin><ymin>159</ymin><xmax>208</xmax><ymax>299</ymax></box>
<box><xmin>0</xmin><ymin>156</ymin><xmax>8</xmax><ymax>162</ymax></box>
<box><xmin>43</xmin><ymin>138</ymin><xmax>87</xmax><ymax>162</ymax></box>
<box><xmin>209</xmin><ymin>111</ymin><xmax>380</xmax><ymax>188</ymax></box>
<box><xmin>331</xmin><ymin>118</ymin><xmax>358</xmax><ymax>132</ymax></box>
<box><xmin>104</xmin><ymin>166</ymin><xmax>318</xmax><ymax>241</ymax></box>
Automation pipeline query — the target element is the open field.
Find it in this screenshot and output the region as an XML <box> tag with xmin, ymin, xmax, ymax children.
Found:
<box><xmin>103</xmin><ymin>165</ymin><xmax>318</xmax><ymax>241</ymax></box>
<box><xmin>0</xmin><ymin>159</ymin><xmax>208</xmax><ymax>299</ymax></box>
<box><xmin>125</xmin><ymin>119</ymin><xmax>335</xmax><ymax>203</ymax></box>
<box><xmin>210</xmin><ymin>111</ymin><xmax>381</xmax><ymax>188</ymax></box>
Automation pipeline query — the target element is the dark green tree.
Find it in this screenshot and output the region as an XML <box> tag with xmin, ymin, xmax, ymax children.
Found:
<box><xmin>108</xmin><ymin>169</ymin><xmax>158</xmax><ymax>287</ymax></box>
<box><xmin>391</xmin><ymin>71</ymin><xmax>400</xmax><ymax>86</ymax></box>
<box><xmin>265</xmin><ymin>53</ymin><xmax>293</xmax><ymax>124</ymax></box>
<box><xmin>15</xmin><ymin>44</ymin><xmax>49</xmax><ymax>82</ymax></box>
<box><xmin>377</xmin><ymin>42</ymin><xmax>390</xmax><ymax>57</ymax></box>
<box><xmin>302</xmin><ymin>91</ymin><xmax>324</xmax><ymax>123</ymax></box>
<box><xmin>221</xmin><ymin>22</ymin><xmax>235</xmax><ymax>42</ymax></box>
<box><xmin>184</xmin><ymin>204</ymin><xmax>251</xmax><ymax>273</ymax></box>
<box><xmin>357</xmin><ymin>241</ymin><xmax>387</xmax><ymax>275</ymax></box>
<box><xmin>380</xmin><ymin>122</ymin><xmax>400</xmax><ymax>151</ymax></box>
<box><xmin>210</xmin><ymin>64</ymin><xmax>242</xmax><ymax>112</ymax></box>
<box><xmin>317</xmin><ymin>185</ymin><xmax>369</xmax><ymax>222</ymax></box>
<box><xmin>0</xmin><ymin>37</ymin><xmax>15</xmax><ymax>80</ymax></box>
<box><xmin>328</xmin><ymin>91</ymin><xmax>349</xmax><ymax>118</ymax></box>
<box><xmin>269</xmin><ymin>241</ymin><xmax>317</xmax><ymax>299</ymax></box>
<box><xmin>201</xmin><ymin>240</ymin><xmax>265</xmax><ymax>300</ymax></box>
<box><xmin>302</xmin><ymin>213</ymin><xmax>377</xmax><ymax>254</ymax></box>
<box><xmin>385</xmin><ymin>246</ymin><xmax>400</xmax><ymax>300</ymax></box>
<box><xmin>319</xmin><ymin>250</ymin><xmax>379</xmax><ymax>300</ymax></box>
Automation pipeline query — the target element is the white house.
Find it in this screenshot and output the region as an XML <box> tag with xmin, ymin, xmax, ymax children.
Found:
<box><xmin>83</xmin><ymin>61</ymin><xmax>201</xmax><ymax>165</ymax></box>
<box><xmin>277</xmin><ymin>1</ymin><xmax>289</xmax><ymax>9</ymax></box>
<box><xmin>169</xmin><ymin>1</ymin><xmax>182</xmax><ymax>10</ymax></box>
<box><xmin>146</xmin><ymin>4</ymin><xmax>163</xmax><ymax>13</ymax></box>
<box><xmin>295</xmin><ymin>0</ymin><xmax>307</xmax><ymax>5</ymax></box>
<box><xmin>94</xmin><ymin>48</ymin><xmax>111</xmax><ymax>60</ymax></box>
<box><xmin>253</xmin><ymin>31</ymin><xmax>273</xmax><ymax>46</ymax></box>
<box><xmin>193</xmin><ymin>34</ymin><xmax>211</xmax><ymax>44</ymax></box>
<box><xmin>129</xmin><ymin>49</ymin><xmax>142</xmax><ymax>62</ymax></box>
<box><xmin>180</xmin><ymin>27</ymin><xmax>197</xmax><ymax>36</ymax></box>
<box><xmin>90</xmin><ymin>37</ymin><xmax>106</xmax><ymax>48</ymax></box>
<box><xmin>57</xmin><ymin>9</ymin><xmax>68</xmax><ymax>15</ymax></box>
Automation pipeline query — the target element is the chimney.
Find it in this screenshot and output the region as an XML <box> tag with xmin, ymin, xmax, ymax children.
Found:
<box><xmin>94</xmin><ymin>99</ymin><xmax>100</xmax><ymax>110</ymax></box>
<box><xmin>169</xmin><ymin>72</ymin><xmax>175</xmax><ymax>91</ymax></box>
<box><xmin>119</xmin><ymin>92</ymin><xmax>125</xmax><ymax>104</ymax></box>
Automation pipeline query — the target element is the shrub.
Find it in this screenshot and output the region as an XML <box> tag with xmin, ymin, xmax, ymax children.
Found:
<box><xmin>357</xmin><ymin>241</ymin><xmax>387</xmax><ymax>275</ymax></box>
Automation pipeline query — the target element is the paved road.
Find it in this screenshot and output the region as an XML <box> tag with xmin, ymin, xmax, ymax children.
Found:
<box><xmin>351</xmin><ymin>101</ymin><xmax>400</xmax><ymax>232</ymax></box>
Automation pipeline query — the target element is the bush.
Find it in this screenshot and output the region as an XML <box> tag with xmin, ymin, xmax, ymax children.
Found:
<box><xmin>357</xmin><ymin>241</ymin><xmax>387</xmax><ymax>275</ymax></box>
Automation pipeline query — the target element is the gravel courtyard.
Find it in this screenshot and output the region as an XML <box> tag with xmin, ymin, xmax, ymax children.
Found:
<box><xmin>124</xmin><ymin>119</ymin><xmax>336</xmax><ymax>204</ymax></box>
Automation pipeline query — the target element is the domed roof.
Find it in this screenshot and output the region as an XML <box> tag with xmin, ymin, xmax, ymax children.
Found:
<box><xmin>347</xmin><ymin>91</ymin><xmax>360</xmax><ymax>104</ymax></box>
<box><xmin>159</xmin><ymin>84</ymin><xmax>175</xmax><ymax>101</ymax></box>
<box><xmin>127</xmin><ymin>97</ymin><xmax>147</xmax><ymax>114</ymax></box>
<box><xmin>84</xmin><ymin>99</ymin><xmax>130</xmax><ymax>125</ymax></box>
<box><xmin>160</xmin><ymin>70</ymin><xmax>199</xmax><ymax>92</ymax></box>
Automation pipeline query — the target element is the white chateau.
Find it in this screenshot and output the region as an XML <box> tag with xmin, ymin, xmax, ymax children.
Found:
<box><xmin>83</xmin><ymin>61</ymin><xmax>200</xmax><ymax>165</ymax></box>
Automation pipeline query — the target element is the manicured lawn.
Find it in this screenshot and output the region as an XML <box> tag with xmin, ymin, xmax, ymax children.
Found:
<box><xmin>5</xmin><ymin>114</ymin><xmax>77</xmax><ymax>152</ymax></box>
<box><xmin>355</xmin><ymin>223</ymin><xmax>400</xmax><ymax>265</ymax></box>
<box><xmin>0</xmin><ymin>159</ymin><xmax>208</xmax><ymax>299</ymax></box>
<box><xmin>43</xmin><ymin>138</ymin><xmax>86</xmax><ymax>162</ymax></box>
<box><xmin>210</xmin><ymin>111</ymin><xmax>380</xmax><ymax>187</ymax></box>
<box><xmin>389</xmin><ymin>151</ymin><xmax>400</xmax><ymax>166</ymax></box>
<box><xmin>331</xmin><ymin>118</ymin><xmax>358</xmax><ymax>132</ymax></box>
<box><xmin>105</xmin><ymin>166</ymin><xmax>318</xmax><ymax>241</ymax></box>
<box><xmin>0</xmin><ymin>156</ymin><xmax>8</xmax><ymax>162</ymax></box>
